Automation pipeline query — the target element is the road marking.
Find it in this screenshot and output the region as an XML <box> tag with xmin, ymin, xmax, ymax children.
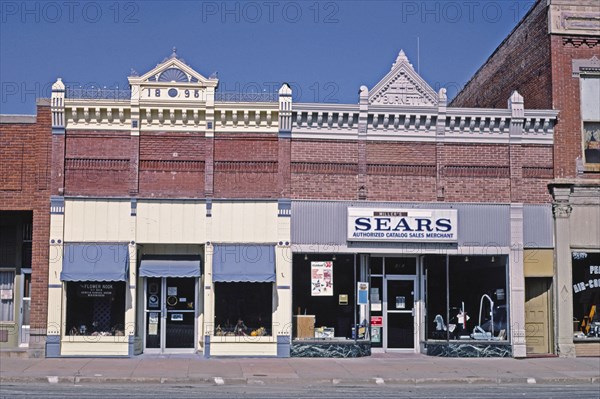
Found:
<box><xmin>214</xmin><ymin>377</ymin><xmax>225</xmax><ymax>385</ymax></box>
<box><xmin>527</xmin><ymin>378</ymin><xmax>536</xmax><ymax>384</ymax></box>
<box><xmin>375</xmin><ymin>377</ymin><xmax>385</xmax><ymax>385</ymax></box>
<box><xmin>47</xmin><ymin>376</ymin><xmax>58</xmax><ymax>384</ymax></box>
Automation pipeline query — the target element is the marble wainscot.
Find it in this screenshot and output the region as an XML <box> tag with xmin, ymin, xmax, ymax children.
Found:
<box><xmin>291</xmin><ymin>339</ymin><xmax>371</xmax><ymax>358</ymax></box>
<box><xmin>425</xmin><ymin>341</ymin><xmax>512</xmax><ymax>357</ymax></box>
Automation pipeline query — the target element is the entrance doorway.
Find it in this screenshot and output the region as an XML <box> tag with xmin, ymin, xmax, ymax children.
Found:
<box><xmin>384</xmin><ymin>276</ymin><xmax>417</xmax><ymax>350</ymax></box>
<box><xmin>144</xmin><ymin>277</ymin><xmax>197</xmax><ymax>352</ymax></box>
<box><xmin>525</xmin><ymin>278</ymin><xmax>553</xmax><ymax>355</ymax></box>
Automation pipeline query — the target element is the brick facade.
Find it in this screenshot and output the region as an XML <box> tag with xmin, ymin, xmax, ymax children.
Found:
<box><xmin>451</xmin><ymin>0</ymin><xmax>552</xmax><ymax>109</ymax></box>
<box><xmin>451</xmin><ymin>0</ymin><xmax>600</xmax><ymax>179</ymax></box>
<box><xmin>0</xmin><ymin>105</ymin><xmax>52</xmax><ymax>345</ymax></box>
<box><xmin>28</xmin><ymin>130</ymin><xmax>553</xmax><ymax>204</ymax></box>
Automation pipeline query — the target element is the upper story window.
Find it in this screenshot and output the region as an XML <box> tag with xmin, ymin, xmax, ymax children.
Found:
<box><xmin>574</xmin><ymin>56</ymin><xmax>600</xmax><ymax>172</ymax></box>
<box><xmin>581</xmin><ymin>76</ymin><xmax>600</xmax><ymax>167</ymax></box>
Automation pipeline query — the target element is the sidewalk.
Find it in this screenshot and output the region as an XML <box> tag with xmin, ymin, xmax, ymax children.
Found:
<box><xmin>1</xmin><ymin>353</ymin><xmax>599</xmax><ymax>386</ymax></box>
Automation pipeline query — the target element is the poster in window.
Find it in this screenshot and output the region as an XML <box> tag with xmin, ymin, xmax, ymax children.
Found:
<box><xmin>148</xmin><ymin>294</ymin><xmax>159</xmax><ymax>308</ymax></box>
<box><xmin>357</xmin><ymin>282</ymin><xmax>369</xmax><ymax>305</ymax></box>
<box><xmin>311</xmin><ymin>261</ymin><xmax>333</xmax><ymax>296</ymax></box>
<box><xmin>148</xmin><ymin>312</ymin><xmax>159</xmax><ymax>336</ymax></box>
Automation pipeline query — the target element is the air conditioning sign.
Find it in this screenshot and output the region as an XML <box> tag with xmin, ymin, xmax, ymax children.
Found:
<box><xmin>347</xmin><ymin>208</ymin><xmax>458</xmax><ymax>242</ymax></box>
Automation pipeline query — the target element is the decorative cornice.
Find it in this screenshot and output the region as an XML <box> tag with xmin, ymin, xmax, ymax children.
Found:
<box><xmin>563</xmin><ymin>37</ymin><xmax>600</xmax><ymax>49</ymax></box>
<box><xmin>50</xmin><ymin>196</ymin><xmax>65</xmax><ymax>215</ymax></box>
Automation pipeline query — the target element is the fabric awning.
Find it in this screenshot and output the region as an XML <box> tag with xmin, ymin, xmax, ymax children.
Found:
<box><xmin>139</xmin><ymin>255</ymin><xmax>202</xmax><ymax>278</ymax></box>
<box><xmin>61</xmin><ymin>244</ymin><xmax>129</xmax><ymax>281</ymax></box>
<box><xmin>212</xmin><ymin>245</ymin><xmax>275</xmax><ymax>283</ymax></box>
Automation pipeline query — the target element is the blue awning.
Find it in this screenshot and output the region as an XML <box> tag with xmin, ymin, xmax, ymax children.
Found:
<box><xmin>139</xmin><ymin>255</ymin><xmax>202</xmax><ymax>278</ymax></box>
<box><xmin>212</xmin><ymin>245</ymin><xmax>275</xmax><ymax>283</ymax></box>
<box><xmin>61</xmin><ymin>244</ymin><xmax>129</xmax><ymax>282</ymax></box>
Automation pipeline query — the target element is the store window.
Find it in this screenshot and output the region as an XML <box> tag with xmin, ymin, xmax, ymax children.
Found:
<box><xmin>425</xmin><ymin>255</ymin><xmax>508</xmax><ymax>341</ymax></box>
<box><xmin>213</xmin><ymin>282</ymin><xmax>273</xmax><ymax>336</ymax></box>
<box><xmin>292</xmin><ymin>254</ymin><xmax>361</xmax><ymax>340</ymax></box>
<box><xmin>0</xmin><ymin>271</ymin><xmax>15</xmax><ymax>321</ymax></box>
<box><xmin>66</xmin><ymin>282</ymin><xmax>126</xmax><ymax>336</ymax></box>
<box><xmin>572</xmin><ymin>252</ymin><xmax>600</xmax><ymax>340</ymax></box>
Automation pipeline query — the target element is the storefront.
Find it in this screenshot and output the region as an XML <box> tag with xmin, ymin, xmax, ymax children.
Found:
<box><xmin>549</xmin><ymin>181</ymin><xmax>600</xmax><ymax>357</ymax></box>
<box><xmin>46</xmin><ymin>198</ymin><xmax>291</xmax><ymax>357</ymax></box>
<box><xmin>291</xmin><ymin>200</ymin><xmax>553</xmax><ymax>358</ymax></box>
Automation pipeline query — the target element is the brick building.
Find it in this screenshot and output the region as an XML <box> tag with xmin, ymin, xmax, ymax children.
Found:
<box><xmin>452</xmin><ymin>0</ymin><xmax>600</xmax><ymax>357</ymax></box>
<box><xmin>1</xmin><ymin>47</ymin><xmax>561</xmax><ymax>358</ymax></box>
<box><xmin>2</xmin><ymin>45</ymin><xmax>559</xmax><ymax>359</ymax></box>
<box><xmin>0</xmin><ymin>104</ymin><xmax>52</xmax><ymax>357</ymax></box>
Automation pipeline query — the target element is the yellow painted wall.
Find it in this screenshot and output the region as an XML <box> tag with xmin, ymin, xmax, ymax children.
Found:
<box><xmin>210</xmin><ymin>202</ymin><xmax>278</xmax><ymax>243</ymax></box>
<box><xmin>524</xmin><ymin>249</ymin><xmax>554</xmax><ymax>277</ymax></box>
<box><xmin>64</xmin><ymin>200</ymin><xmax>131</xmax><ymax>242</ymax></box>
<box><xmin>60</xmin><ymin>339</ymin><xmax>129</xmax><ymax>356</ymax></box>
<box><xmin>137</xmin><ymin>201</ymin><xmax>206</xmax><ymax>243</ymax></box>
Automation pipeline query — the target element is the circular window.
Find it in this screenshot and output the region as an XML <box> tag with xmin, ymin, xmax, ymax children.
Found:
<box><xmin>168</xmin><ymin>88</ymin><xmax>178</xmax><ymax>98</ymax></box>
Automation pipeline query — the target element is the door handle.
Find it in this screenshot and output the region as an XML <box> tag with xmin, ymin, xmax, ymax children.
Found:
<box><xmin>411</xmin><ymin>308</ymin><xmax>415</xmax><ymax>316</ymax></box>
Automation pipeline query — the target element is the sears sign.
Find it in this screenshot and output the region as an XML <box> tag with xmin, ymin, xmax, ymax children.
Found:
<box><xmin>347</xmin><ymin>208</ymin><xmax>458</xmax><ymax>242</ymax></box>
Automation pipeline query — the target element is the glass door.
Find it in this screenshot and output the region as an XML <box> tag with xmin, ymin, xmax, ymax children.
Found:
<box><xmin>19</xmin><ymin>270</ymin><xmax>31</xmax><ymax>347</ymax></box>
<box><xmin>165</xmin><ymin>278</ymin><xmax>195</xmax><ymax>349</ymax></box>
<box><xmin>384</xmin><ymin>276</ymin><xmax>416</xmax><ymax>349</ymax></box>
<box><xmin>145</xmin><ymin>277</ymin><xmax>197</xmax><ymax>352</ymax></box>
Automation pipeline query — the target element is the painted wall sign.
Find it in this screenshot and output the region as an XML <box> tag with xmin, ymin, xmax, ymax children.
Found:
<box><xmin>76</xmin><ymin>283</ymin><xmax>115</xmax><ymax>298</ymax></box>
<box><xmin>347</xmin><ymin>208</ymin><xmax>458</xmax><ymax>242</ymax></box>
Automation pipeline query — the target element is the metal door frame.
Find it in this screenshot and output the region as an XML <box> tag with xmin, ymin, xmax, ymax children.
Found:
<box><xmin>19</xmin><ymin>268</ymin><xmax>31</xmax><ymax>347</ymax></box>
<box><xmin>143</xmin><ymin>277</ymin><xmax>198</xmax><ymax>354</ymax></box>
<box><xmin>383</xmin><ymin>275</ymin><xmax>417</xmax><ymax>351</ymax></box>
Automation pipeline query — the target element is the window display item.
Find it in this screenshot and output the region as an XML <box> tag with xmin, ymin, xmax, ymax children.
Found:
<box><xmin>315</xmin><ymin>327</ymin><xmax>335</xmax><ymax>338</ymax></box>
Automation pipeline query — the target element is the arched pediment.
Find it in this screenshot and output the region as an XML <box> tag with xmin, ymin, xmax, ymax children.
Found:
<box><xmin>129</xmin><ymin>49</ymin><xmax>217</xmax><ymax>87</ymax></box>
<box><xmin>369</xmin><ymin>50</ymin><xmax>437</xmax><ymax>107</ymax></box>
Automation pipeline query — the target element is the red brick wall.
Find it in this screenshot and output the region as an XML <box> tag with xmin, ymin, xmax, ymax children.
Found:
<box><xmin>290</xmin><ymin>139</ymin><xmax>359</xmax><ymax>199</ymax></box>
<box><xmin>368</xmin><ymin>176</ymin><xmax>437</xmax><ymax>201</ymax></box>
<box><xmin>366</xmin><ymin>142</ymin><xmax>435</xmax><ymax>164</ymax></box>
<box><xmin>0</xmin><ymin>106</ymin><xmax>51</xmax><ymax>332</ymax></box>
<box><xmin>451</xmin><ymin>0</ymin><xmax>552</xmax><ymax>109</ymax></box>
<box><xmin>213</xmin><ymin>133</ymin><xmax>279</xmax><ymax>198</ymax></box>
<box><xmin>64</xmin><ymin>131</ymin><xmax>131</xmax><ymax>196</ymax></box>
<box><xmin>286</xmin><ymin>138</ymin><xmax>552</xmax><ymax>203</ymax></box>
<box><xmin>139</xmin><ymin>132</ymin><xmax>206</xmax><ymax>197</ymax></box>
<box><xmin>292</xmin><ymin>140</ymin><xmax>358</xmax><ymax>163</ymax></box>
<box><xmin>551</xmin><ymin>36</ymin><xmax>600</xmax><ymax>178</ymax></box>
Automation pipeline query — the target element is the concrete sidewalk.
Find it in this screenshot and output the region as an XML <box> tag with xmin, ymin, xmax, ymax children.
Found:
<box><xmin>1</xmin><ymin>353</ymin><xmax>599</xmax><ymax>386</ymax></box>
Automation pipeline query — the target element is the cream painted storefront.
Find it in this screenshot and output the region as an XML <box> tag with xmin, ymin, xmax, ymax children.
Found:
<box><xmin>46</xmin><ymin>198</ymin><xmax>292</xmax><ymax>357</ymax></box>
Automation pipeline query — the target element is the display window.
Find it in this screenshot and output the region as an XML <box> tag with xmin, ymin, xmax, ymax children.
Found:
<box><xmin>425</xmin><ymin>255</ymin><xmax>508</xmax><ymax>341</ymax></box>
<box><xmin>292</xmin><ymin>254</ymin><xmax>362</xmax><ymax>340</ymax></box>
<box><xmin>213</xmin><ymin>282</ymin><xmax>272</xmax><ymax>337</ymax></box>
<box><xmin>572</xmin><ymin>251</ymin><xmax>600</xmax><ymax>341</ymax></box>
<box><xmin>66</xmin><ymin>282</ymin><xmax>126</xmax><ymax>336</ymax></box>
<box><xmin>0</xmin><ymin>270</ymin><xmax>15</xmax><ymax>321</ymax></box>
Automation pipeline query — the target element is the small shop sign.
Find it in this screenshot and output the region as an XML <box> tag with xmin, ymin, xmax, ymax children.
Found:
<box><xmin>347</xmin><ymin>208</ymin><xmax>458</xmax><ymax>242</ymax></box>
<box><xmin>76</xmin><ymin>283</ymin><xmax>115</xmax><ymax>298</ymax></box>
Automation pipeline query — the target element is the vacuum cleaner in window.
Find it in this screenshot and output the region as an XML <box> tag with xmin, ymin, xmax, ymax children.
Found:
<box><xmin>471</xmin><ymin>294</ymin><xmax>507</xmax><ymax>340</ymax></box>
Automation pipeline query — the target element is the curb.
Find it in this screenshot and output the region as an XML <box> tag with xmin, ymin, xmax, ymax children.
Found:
<box><xmin>1</xmin><ymin>375</ymin><xmax>599</xmax><ymax>386</ymax></box>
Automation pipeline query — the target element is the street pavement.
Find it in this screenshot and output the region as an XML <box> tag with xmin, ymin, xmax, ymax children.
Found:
<box><xmin>0</xmin><ymin>353</ymin><xmax>599</xmax><ymax>386</ymax></box>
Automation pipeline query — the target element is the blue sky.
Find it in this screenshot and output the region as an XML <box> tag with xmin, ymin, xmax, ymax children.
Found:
<box><xmin>0</xmin><ymin>0</ymin><xmax>536</xmax><ymax>114</ymax></box>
